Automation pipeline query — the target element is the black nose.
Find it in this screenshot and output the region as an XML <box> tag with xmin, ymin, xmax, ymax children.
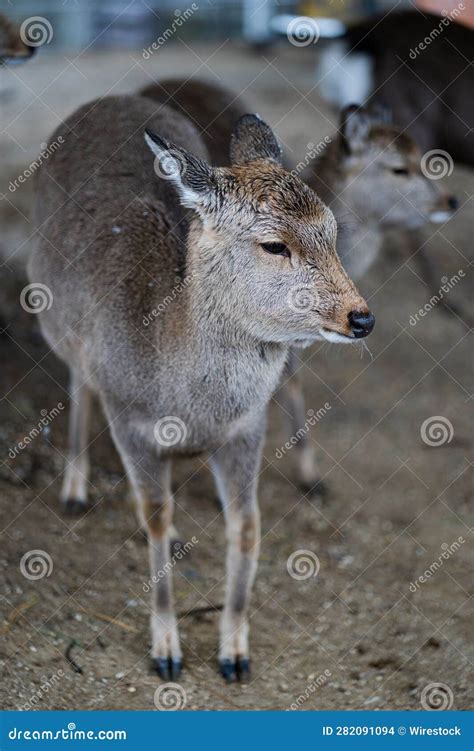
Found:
<box><xmin>448</xmin><ymin>195</ymin><xmax>458</xmax><ymax>210</ymax></box>
<box><xmin>348</xmin><ymin>310</ymin><xmax>375</xmax><ymax>338</ymax></box>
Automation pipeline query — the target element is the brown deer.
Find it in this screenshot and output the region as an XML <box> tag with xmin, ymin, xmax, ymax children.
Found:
<box><xmin>29</xmin><ymin>94</ymin><xmax>373</xmax><ymax>681</ymax></box>
<box><xmin>140</xmin><ymin>80</ymin><xmax>458</xmax><ymax>492</ymax></box>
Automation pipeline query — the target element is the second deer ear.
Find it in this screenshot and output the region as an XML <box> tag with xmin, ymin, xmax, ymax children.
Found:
<box><xmin>229</xmin><ymin>113</ymin><xmax>283</xmax><ymax>166</ymax></box>
<box><xmin>339</xmin><ymin>104</ymin><xmax>372</xmax><ymax>154</ymax></box>
<box><xmin>144</xmin><ymin>129</ymin><xmax>216</xmax><ymax>209</ymax></box>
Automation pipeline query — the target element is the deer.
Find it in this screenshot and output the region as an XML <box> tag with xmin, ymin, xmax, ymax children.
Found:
<box><xmin>140</xmin><ymin>80</ymin><xmax>458</xmax><ymax>493</ymax></box>
<box><xmin>0</xmin><ymin>14</ymin><xmax>35</xmax><ymax>64</ymax></box>
<box><xmin>29</xmin><ymin>93</ymin><xmax>374</xmax><ymax>682</ymax></box>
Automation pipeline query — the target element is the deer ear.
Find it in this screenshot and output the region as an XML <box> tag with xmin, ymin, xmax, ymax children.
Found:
<box><xmin>144</xmin><ymin>129</ymin><xmax>216</xmax><ymax>209</ymax></box>
<box><xmin>229</xmin><ymin>113</ymin><xmax>283</xmax><ymax>166</ymax></box>
<box><xmin>339</xmin><ymin>104</ymin><xmax>371</xmax><ymax>153</ymax></box>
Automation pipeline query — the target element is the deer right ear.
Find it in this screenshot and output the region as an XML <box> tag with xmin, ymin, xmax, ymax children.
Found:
<box><xmin>339</xmin><ymin>104</ymin><xmax>372</xmax><ymax>154</ymax></box>
<box><xmin>144</xmin><ymin>129</ymin><xmax>216</xmax><ymax>209</ymax></box>
<box><xmin>229</xmin><ymin>114</ymin><xmax>283</xmax><ymax>166</ymax></box>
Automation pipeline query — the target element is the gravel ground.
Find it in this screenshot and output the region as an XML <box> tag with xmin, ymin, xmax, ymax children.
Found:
<box><xmin>0</xmin><ymin>42</ymin><xmax>472</xmax><ymax>711</ymax></box>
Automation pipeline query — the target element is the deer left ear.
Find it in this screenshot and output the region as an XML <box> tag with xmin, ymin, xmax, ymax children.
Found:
<box><xmin>229</xmin><ymin>113</ymin><xmax>283</xmax><ymax>166</ymax></box>
<box><xmin>144</xmin><ymin>128</ymin><xmax>216</xmax><ymax>209</ymax></box>
<box><xmin>339</xmin><ymin>104</ymin><xmax>371</xmax><ymax>154</ymax></box>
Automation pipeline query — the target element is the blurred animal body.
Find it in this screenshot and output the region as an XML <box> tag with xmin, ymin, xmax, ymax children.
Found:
<box><xmin>29</xmin><ymin>94</ymin><xmax>373</xmax><ymax>681</ymax></box>
<box><xmin>0</xmin><ymin>14</ymin><xmax>35</xmax><ymax>64</ymax></box>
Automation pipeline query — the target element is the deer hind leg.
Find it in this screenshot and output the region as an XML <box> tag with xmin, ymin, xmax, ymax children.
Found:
<box><xmin>108</xmin><ymin>417</ymin><xmax>181</xmax><ymax>680</ymax></box>
<box><xmin>210</xmin><ymin>429</ymin><xmax>263</xmax><ymax>683</ymax></box>
<box><xmin>280</xmin><ymin>349</ymin><xmax>326</xmax><ymax>496</ymax></box>
<box><xmin>61</xmin><ymin>371</ymin><xmax>92</xmax><ymax>514</ymax></box>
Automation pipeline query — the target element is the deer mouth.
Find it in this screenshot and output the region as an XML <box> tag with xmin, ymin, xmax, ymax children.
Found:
<box><xmin>320</xmin><ymin>328</ymin><xmax>355</xmax><ymax>344</ymax></box>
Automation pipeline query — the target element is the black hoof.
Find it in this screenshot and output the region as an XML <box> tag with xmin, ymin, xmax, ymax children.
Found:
<box><xmin>219</xmin><ymin>657</ymin><xmax>250</xmax><ymax>683</ymax></box>
<box><xmin>153</xmin><ymin>657</ymin><xmax>182</xmax><ymax>681</ymax></box>
<box><xmin>62</xmin><ymin>498</ymin><xmax>88</xmax><ymax>515</ymax></box>
<box><xmin>303</xmin><ymin>479</ymin><xmax>329</xmax><ymax>499</ymax></box>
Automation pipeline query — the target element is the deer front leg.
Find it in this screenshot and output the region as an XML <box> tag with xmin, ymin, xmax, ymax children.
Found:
<box><xmin>210</xmin><ymin>428</ymin><xmax>264</xmax><ymax>683</ymax></box>
<box><xmin>61</xmin><ymin>370</ymin><xmax>92</xmax><ymax>514</ymax></box>
<box><xmin>108</xmin><ymin>419</ymin><xmax>181</xmax><ymax>680</ymax></box>
<box><xmin>280</xmin><ymin>348</ymin><xmax>326</xmax><ymax>496</ymax></box>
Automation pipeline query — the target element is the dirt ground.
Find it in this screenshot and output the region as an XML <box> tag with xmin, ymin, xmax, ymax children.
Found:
<box><xmin>0</xmin><ymin>43</ymin><xmax>472</xmax><ymax>711</ymax></box>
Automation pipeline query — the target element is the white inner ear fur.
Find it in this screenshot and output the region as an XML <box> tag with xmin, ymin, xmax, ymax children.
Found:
<box><xmin>144</xmin><ymin>133</ymin><xmax>200</xmax><ymax>208</ymax></box>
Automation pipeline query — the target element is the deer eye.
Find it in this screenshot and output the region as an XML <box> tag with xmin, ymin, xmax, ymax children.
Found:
<box><xmin>260</xmin><ymin>242</ymin><xmax>290</xmax><ymax>258</ymax></box>
<box><xmin>392</xmin><ymin>167</ymin><xmax>409</xmax><ymax>176</ymax></box>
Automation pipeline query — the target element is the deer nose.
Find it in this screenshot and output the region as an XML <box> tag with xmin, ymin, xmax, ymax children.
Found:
<box><xmin>348</xmin><ymin>310</ymin><xmax>375</xmax><ymax>338</ymax></box>
<box><xmin>448</xmin><ymin>195</ymin><xmax>458</xmax><ymax>210</ymax></box>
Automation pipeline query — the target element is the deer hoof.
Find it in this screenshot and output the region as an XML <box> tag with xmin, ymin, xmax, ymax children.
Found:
<box><xmin>62</xmin><ymin>497</ymin><xmax>88</xmax><ymax>515</ymax></box>
<box><xmin>219</xmin><ymin>656</ymin><xmax>250</xmax><ymax>683</ymax></box>
<box><xmin>153</xmin><ymin>656</ymin><xmax>182</xmax><ymax>681</ymax></box>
